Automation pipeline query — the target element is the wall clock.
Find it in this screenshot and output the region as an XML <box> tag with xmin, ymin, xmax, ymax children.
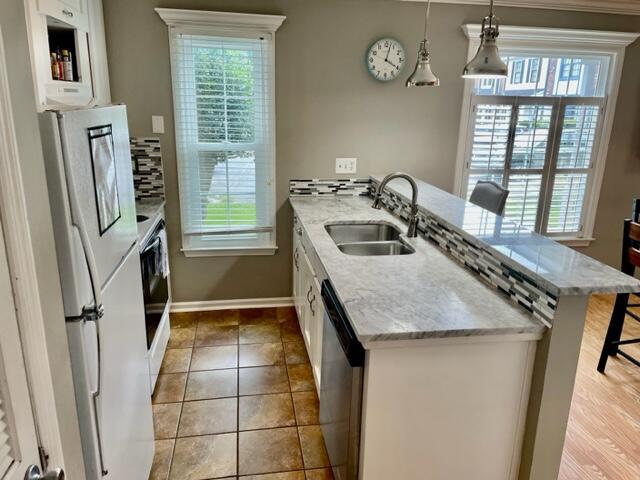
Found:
<box><xmin>366</xmin><ymin>38</ymin><xmax>406</xmax><ymax>82</ymax></box>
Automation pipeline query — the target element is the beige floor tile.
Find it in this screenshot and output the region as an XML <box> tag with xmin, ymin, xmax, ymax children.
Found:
<box><xmin>298</xmin><ymin>426</ymin><xmax>330</xmax><ymax>469</ymax></box>
<box><xmin>149</xmin><ymin>439</ymin><xmax>174</xmax><ymax>480</ymax></box>
<box><xmin>195</xmin><ymin>324</ymin><xmax>238</xmax><ymax>347</ymax></box>
<box><xmin>167</xmin><ymin>327</ymin><xmax>196</xmax><ymax>348</ymax></box>
<box><xmin>287</xmin><ymin>364</ymin><xmax>315</xmax><ymax>392</ymax></box>
<box><xmin>153</xmin><ymin>403</ymin><xmax>182</xmax><ymax>439</ymax></box>
<box><xmin>238</xmin><ymin>427</ymin><xmax>303</xmax><ymax>476</ymax></box>
<box><xmin>160</xmin><ymin>348</ymin><xmax>192</xmax><ymax>373</ymax></box>
<box><xmin>239</xmin><ymin>343</ymin><xmax>285</xmax><ymax>367</ymax></box>
<box><xmin>305</xmin><ymin>468</ymin><xmax>334</xmax><ymax>480</ymax></box>
<box><xmin>291</xmin><ymin>391</ymin><xmax>319</xmax><ymax>426</ymax></box>
<box><xmin>153</xmin><ymin>373</ymin><xmax>187</xmax><ymax>404</ymax></box>
<box><xmin>169</xmin><ymin>312</ymin><xmax>199</xmax><ymax>329</ymax></box>
<box><xmin>197</xmin><ymin>309</ymin><xmax>241</xmax><ymax>326</ymax></box>
<box><xmin>280</xmin><ymin>320</ymin><xmax>303</xmax><ymax>343</ymax></box>
<box><xmin>185</xmin><ymin>369</ymin><xmax>237</xmax><ymax>401</ymax></box>
<box><xmin>240</xmin><ymin>472</ymin><xmax>305</xmax><ymax>479</ymax></box>
<box><xmin>239</xmin><ymin>324</ymin><xmax>281</xmax><ymax>344</ymax></box>
<box><xmin>239</xmin><ymin>393</ymin><xmax>295</xmax><ymax>430</ymax></box>
<box><xmin>276</xmin><ymin>306</ymin><xmax>297</xmax><ymax>324</ymax></box>
<box><xmin>178</xmin><ymin>398</ymin><xmax>237</xmax><ymax>436</ymax></box>
<box><xmin>190</xmin><ymin>346</ymin><xmax>238</xmax><ymax>371</ymax></box>
<box><xmin>238</xmin><ymin>307</ymin><xmax>280</xmax><ymax>325</ymax></box>
<box><xmin>170</xmin><ymin>433</ymin><xmax>237</xmax><ymax>479</ymax></box>
<box><xmin>239</xmin><ymin>366</ymin><xmax>290</xmax><ymax>396</ymax></box>
<box><xmin>283</xmin><ymin>342</ymin><xmax>309</xmax><ymax>365</ymax></box>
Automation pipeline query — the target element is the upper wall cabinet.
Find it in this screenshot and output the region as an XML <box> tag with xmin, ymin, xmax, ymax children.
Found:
<box><xmin>24</xmin><ymin>0</ymin><xmax>111</xmax><ymax>110</ymax></box>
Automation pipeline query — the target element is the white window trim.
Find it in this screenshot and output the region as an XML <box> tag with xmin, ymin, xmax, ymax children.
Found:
<box><xmin>157</xmin><ymin>8</ymin><xmax>285</xmax><ymax>257</ymax></box>
<box><xmin>453</xmin><ymin>25</ymin><xmax>640</xmax><ymax>246</ymax></box>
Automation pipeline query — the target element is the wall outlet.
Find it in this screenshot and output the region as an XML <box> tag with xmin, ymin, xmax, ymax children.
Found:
<box><xmin>336</xmin><ymin>157</ymin><xmax>357</xmax><ymax>174</ymax></box>
<box><xmin>151</xmin><ymin>115</ymin><xmax>165</xmax><ymax>134</ymax></box>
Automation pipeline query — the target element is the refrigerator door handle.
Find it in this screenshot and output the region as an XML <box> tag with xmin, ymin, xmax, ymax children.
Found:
<box><xmin>89</xmin><ymin>318</ymin><xmax>109</xmax><ymax>476</ymax></box>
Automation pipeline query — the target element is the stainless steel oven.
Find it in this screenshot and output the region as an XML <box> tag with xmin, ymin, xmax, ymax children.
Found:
<box><xmin>140</xmin><ymin>219</ymin><xmax>169</xmax><ymax>349</ymax></box>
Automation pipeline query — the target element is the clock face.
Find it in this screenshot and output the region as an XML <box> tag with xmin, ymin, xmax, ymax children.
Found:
<box><xmin>366</xmin><ymin>38</ymin><xmax>406</xmax><ymax>82</ymax></box>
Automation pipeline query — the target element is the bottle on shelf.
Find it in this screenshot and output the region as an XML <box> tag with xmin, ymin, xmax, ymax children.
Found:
<box><xmin>61</xmin><ymin>49</ymin><xmax>73</xmax><ymax>82</ymax></box>
<box><xmin>56</xmin><ymin>49</ymin><xmax>64</xmax><ymax>81</ymax></box>
<box><xmin>51</xmin><ymin>52</ymin><xmax>59</xmax><ymax>80</ymax></box>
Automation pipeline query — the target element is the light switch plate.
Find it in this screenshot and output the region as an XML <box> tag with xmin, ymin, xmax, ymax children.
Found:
<box><xmin>336</xmin><ymin>157</ymin><xmax>357</xmax><ymax>174</ymax></box>
<box><xmin>151</xmin><ymin>115</ymin><xmax>165</xmax><ymax>134</ymax></box>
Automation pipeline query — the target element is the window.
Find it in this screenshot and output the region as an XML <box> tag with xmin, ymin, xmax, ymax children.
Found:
<box><xmin>157</xmin><ymin>9</ymin><xmax>285</xmax><ymax>256</ymax></box>
<box><xmin>527</xmin><ymin>58</ymin><xmax>540</xmax><ymax>83</ymax></box>
<box><xmin>511</xmin><ymin>59</ymin><xmax>524</xmax><ymax>84</ymax></box>
<box><xmin>457</xmin><ymin>25</ymin><xmax>639</xmax><ymax>244</ymax></box>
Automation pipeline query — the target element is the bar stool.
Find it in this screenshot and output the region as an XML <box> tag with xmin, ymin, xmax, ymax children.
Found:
<box><xmin>597</xmin><ymin>210</ymin><xmax>640</xmax><ymax>373</ymax></box>
<box><xmin>469</xmin><ymin>180</ymin><xmax>509</xmax><ymax>216</ymax></box>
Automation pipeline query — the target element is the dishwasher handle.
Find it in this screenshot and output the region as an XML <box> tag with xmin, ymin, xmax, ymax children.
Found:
<box><xmin>321</xmin><ymin>280</ymin><xmax>365</xmax><ymax>367</ymax></box>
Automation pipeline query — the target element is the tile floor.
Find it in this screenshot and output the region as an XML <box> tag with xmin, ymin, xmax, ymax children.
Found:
<box><xmin>149</xmin><ymin>307</ymin><xmax>334</xmax><ymax>480</ymax></box>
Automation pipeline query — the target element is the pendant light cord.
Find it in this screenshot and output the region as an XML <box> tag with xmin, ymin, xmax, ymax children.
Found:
<box><xmin>423</xmin><ymin>0</ymin><xmax>431</xmax><ymax>42</ymax></box>
<box><xmin>488</xmin><ymin>0</ymin><xmax>495</xmax><ymax>29</ymax></box>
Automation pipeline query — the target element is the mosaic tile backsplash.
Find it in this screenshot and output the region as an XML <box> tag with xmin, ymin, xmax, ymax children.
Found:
<box><xmin>289</xmin><ymin>177</ymin><xmax>557</xmax><ymax>325</ymax></box>
<box><xmin>289</xmin><ymin>178</ymin><xmax>371</xmax><ymax>196</ymax></box>
<box><xmin>130</xmin><ymin>137</ymin><xmax>165</xmax><ymax>200</ymax></box>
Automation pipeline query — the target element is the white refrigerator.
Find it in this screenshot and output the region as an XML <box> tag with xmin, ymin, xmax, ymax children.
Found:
<box><xmin>39</xmin><ymin>105</ymin><xmax>154</xmax><ymax>480</ymax></box>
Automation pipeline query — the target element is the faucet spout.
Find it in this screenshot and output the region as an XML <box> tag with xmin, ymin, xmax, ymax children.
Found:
<box><xmin>371</xmin><ymin>172</ymin><xmax>420</xmax><ymax>238</ymax></box>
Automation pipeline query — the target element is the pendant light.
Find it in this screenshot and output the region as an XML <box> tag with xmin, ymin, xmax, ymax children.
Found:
<box><xmin>462</xmin><ymin>0</ymin><xmax>508</xmax><ymax>79</ymax></box>
<box><xmin>406</xmin><ymin>0</ymin><xmax>439</xmax><ymax>87</ymax></box>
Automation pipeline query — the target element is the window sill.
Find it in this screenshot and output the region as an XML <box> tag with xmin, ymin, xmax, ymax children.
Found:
<box><xmin>182</xmin><ymin>245</ymin><xmax>279</xmax><ymax>257</ymax></box>
<box><xmin>554</xmin><ymin>237</ymin><xmax>595</xmax><ymax>248</ymax></box>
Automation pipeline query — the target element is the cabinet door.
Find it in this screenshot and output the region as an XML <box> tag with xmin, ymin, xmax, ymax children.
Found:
<box><xmin>38</xmin><ymin>0</ymin><xmax>89</xmax><ymax>31</ymax></box>
<box><xmin>308</xmin><ymin>276</ymin><xmax>324</xmax><ymax>393</ymax></box>
<box><xmin>300</xmin><ymin>250</ymin><xmax>314</xmax><ymax>353</ymax></box>
<box><xmin>292</xmin><ymin>222</ymin><xmax>304</xmax><ymax>322</ymax></box>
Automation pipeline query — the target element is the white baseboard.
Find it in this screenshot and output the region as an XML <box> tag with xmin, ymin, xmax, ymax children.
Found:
<box><xmin>170</xmin><ymin>296</ymin><xmax>294</xmax><ymax>313</ymax></box>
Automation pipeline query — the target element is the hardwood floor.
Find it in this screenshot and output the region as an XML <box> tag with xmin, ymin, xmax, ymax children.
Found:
<box><xmin>559</xmin><ymin>294</ymin><xmax>640</xmax><ymax>480</ymax></box>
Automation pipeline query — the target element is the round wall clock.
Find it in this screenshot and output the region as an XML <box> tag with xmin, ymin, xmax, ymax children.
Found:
<box><xmin>366</xmin><ymin>38</ymin><xmax>406</xmax><ymax>82</ymax></box>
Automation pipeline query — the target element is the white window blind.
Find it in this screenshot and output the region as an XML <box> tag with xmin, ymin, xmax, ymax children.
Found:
<box><xmin>170</xmin><ymin>31</ymin><xmax>276</xmax><ymax>253</ymax></box>
<box><xmin>463</xmin><ymin>52</ymin><xmax>609</xmax><ymax>238</ymax></box>
<box><xmin>0</xmin><ymin>354</ymin><xmax>17</xmax><ymax>478</ymax></box>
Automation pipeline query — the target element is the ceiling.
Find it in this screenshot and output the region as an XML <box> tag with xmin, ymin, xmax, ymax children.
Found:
<box><xmin>400</xmin><ymin>0</ymin><xmax>640</xmax><ymax>16</ymax></box>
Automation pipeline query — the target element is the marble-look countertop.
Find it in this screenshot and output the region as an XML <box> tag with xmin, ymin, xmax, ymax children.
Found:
<box><xmin>290</xmin><ymin>195</ymin><xmax>546</xmax><ymax>348</ymax></box>
<box><xmin>371</xmin><ymin>175</ymin><xmax>640</xmax><ymax>296</ymax></box>
<box><xmin>136</xmin><ymin>198</ymin><xmax>165</xmax><ymax>248</ymax></box>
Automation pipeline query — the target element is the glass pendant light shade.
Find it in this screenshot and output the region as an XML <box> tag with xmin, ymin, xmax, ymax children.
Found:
<box><xmin>462</xmin><ymin>0</ymin><xmax>508</xmax><ymax>79</ymax></box>
<box><xmin>406</xmin><ymin>40</ymin><xmax>440</xmax><ymax>87</ymax></box>
<box><xmin>406</xmin><ymin>0</ymin><xmax>439</xmax><ymax>88</ymax></box>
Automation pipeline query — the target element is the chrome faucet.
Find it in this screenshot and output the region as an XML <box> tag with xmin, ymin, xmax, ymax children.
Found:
<box><xmin>371</xmin><ymin>172</ymin><xmax>419</xmax><ymax>238</ymax></box>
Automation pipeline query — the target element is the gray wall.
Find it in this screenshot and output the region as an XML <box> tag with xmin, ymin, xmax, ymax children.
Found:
<box><xmin>102</xmin><ymin>0</ymin><xmax>640</xmax><ymax>302</ymax></box>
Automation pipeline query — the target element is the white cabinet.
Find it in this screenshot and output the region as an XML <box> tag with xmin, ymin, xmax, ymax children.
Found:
<box><xmin>292</xmin><ymin>216</ymin><xmax>325</xmax><ymax>394</ymax></box>
<box><xmin>25</xmin><ymin>0</ymin><xmax>110</xmax><ymax>110</ymax></box>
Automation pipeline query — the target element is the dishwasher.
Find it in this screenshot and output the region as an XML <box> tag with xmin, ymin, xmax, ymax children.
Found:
<box><xmin>320</xmin><ymin>280</ymin><xmax>365</xmax><ymax>480</ymax></box>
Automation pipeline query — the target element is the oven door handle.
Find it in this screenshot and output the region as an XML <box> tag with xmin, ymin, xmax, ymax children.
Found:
<box><xmin>142</xmin><ymin>237</ymin><xmax>161</xmax><ymax>256</ymax></box>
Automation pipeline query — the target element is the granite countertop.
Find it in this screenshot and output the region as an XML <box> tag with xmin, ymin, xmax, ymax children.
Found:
<box><xmin>136</xmin><ymin>198</ymin><xmax>165</xmax><ymax>248</ymax></box>
<box><xmin>290</xmin><ymin>195</ymin><xmax>547</xmax><ymax>348</ymax></box>
<box><xmin>371</xmin><ymin>175</ymin><xmax>640</xmax><ymax>296</ymax></box>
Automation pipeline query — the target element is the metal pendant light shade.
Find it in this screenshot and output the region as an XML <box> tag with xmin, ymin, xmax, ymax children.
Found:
<box><xmin>462</xmin><ymin>0</ymin><xmax>508</xmax><ymax>79</ymax></box>
<box><xmin>406</xmin><ymin>40</ymin><xmax>440</xmax><ymax>87</ymax></box>
<box><xmin>406</xmin><ymin>0</ymin><xmax>439</xmax><ymax>88</ymax></box>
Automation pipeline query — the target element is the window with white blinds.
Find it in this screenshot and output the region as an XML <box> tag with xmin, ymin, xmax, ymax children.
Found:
<box><xmin>169</xmin><ymin>30</ymin><xmax>276</xmax><ymax>254</ymax></box>
<box><xmin>462</xmin><ymin>52</ymin><xmax>610</xmax><ymax>239</ymax></box>
<box><xmin>0</xmin><ymin>356</ymin><xmax>17</xmax><ymax>478</ymax></box>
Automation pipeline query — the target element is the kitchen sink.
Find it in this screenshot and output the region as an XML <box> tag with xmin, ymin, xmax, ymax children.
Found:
<box><xmin>325</xmin><ymin>222</ymin><xmax>401</xmax><ymax>244</ymax></box>
<box><xmin>337</xmin><ymin>241</ymin><xmax>415</xmax><ymax>256</ymax></box>
<box><xmin>325</xmin><ymin>222</ymin><xmax>414</xmax><ymax>256</ymax></box>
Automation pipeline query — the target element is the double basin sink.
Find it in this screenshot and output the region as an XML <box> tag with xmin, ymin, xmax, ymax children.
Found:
<box><xmin>325</xmin><ymin>222</ymin><xmax>415</xmax><ymax>256</ymax></box>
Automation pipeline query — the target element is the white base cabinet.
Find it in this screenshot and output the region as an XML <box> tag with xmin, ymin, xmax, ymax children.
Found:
<box><xmin>292</xmin><ymin>216</ymin><xmax>324</xmax><ymax>394</ymax></box>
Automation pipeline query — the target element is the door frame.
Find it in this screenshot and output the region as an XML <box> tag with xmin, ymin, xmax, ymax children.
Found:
<box><xmin>0</xmin><ymin>25</ymin><xmax>70</xmax><ymax>474</ymax></box>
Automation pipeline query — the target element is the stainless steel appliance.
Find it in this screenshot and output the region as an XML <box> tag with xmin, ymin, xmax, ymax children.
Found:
<box><xmin>320</xmin><ymin>280</ymin><xmax>365</xmax><ymax>480</ymax></box>
<box><xmin>140</xmin><ymin>219</ymin><xmax>169</xmax><ymax>350</ymax></box>
<box><xmin>38</xmin><ymin>105</ymin><xmax>154</xmax><ymax>480</ymax></box>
